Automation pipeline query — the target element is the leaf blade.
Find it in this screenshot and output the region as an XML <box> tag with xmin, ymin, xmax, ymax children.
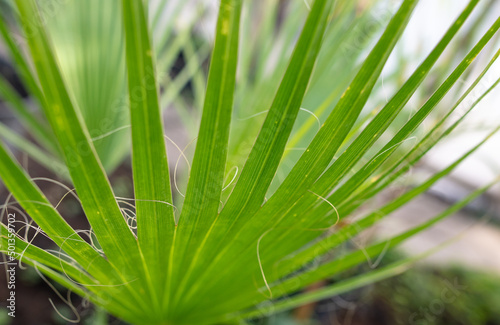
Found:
<box><xmin>122</xmin><ymin>0</ymin><xmax>176</xmax><ymax>306</ymax></box>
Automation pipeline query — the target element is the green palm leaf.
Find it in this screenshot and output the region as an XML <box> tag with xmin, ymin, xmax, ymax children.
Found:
<box><xmin>0</xmin><ymin>0</ymin><xmax>499</xmax><ymax>324</ymax></box>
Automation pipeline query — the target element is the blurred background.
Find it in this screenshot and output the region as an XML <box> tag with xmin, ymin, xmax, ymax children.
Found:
<box><xmin>1</xmin><ymin>0</ymin><xmax>499</xmax><ymax>324</ymax></box>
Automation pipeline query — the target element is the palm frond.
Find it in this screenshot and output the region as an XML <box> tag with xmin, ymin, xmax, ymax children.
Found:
<box><xmin>0</xmin><ymin>0</ymin><xmax>499</xmax><ymax>324</ymax></box>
